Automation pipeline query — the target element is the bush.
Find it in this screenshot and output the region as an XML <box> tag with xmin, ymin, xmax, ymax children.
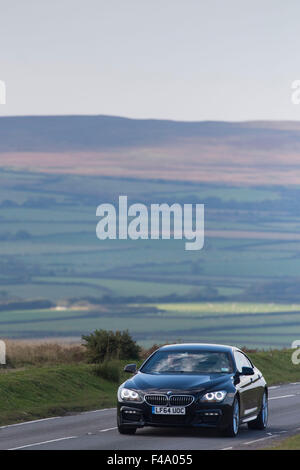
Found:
<box><xmin>93</xmin><ymin>361</ymin><xmax>120</xmax><ymax>383</ymax></box>
<box><xmin>82</xmin><ymin>329</ymin><xmax>140</xmax><ymax>363</ymax></box>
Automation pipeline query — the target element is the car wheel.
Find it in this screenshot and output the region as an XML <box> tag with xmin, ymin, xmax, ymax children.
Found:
<box><xmin>248</xmin><ymin>391</ymin><xmax>268</xmax><ymax>430</ymax></box>
<box><xmin>118</xmin><ymin>424</ymin><xmax>137</xmax><ymax>435</ymax></box>
<box><xmin>223</xmin><ymin>397</ymin><xmax>240</xmax><ymax>437</ymax></box>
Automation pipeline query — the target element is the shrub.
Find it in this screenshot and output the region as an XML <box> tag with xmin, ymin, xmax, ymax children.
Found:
<box><xmin>82</xmin><ymin>329</ymin><xmax>140</xmax><ymax>363</ymax></box>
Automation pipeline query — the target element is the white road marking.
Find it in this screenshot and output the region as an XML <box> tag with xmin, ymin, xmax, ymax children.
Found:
<box><xmin>82</xmin><ymin>408</ymin><xmax>116</xmax><ymax>414</ymax></box>
<box><xmin>244</xmin><ymin>435</ymin><xmax>274</xmax><ymax>445</ymax></box>
<box><xmin>0</xmin><ymin>408</ymin><xmax>117</xmax><ymax>430</ymax></box>
<box><xmin>269</xmin><ymin>394</ymin><xmax>295</xmax><ymax>400</ymax></box>
<box><xmin>8</xmin><ymin>436</ymin><xmax>77</xmax><ymax>450</ymax></box>
<box><xmin>268</xmin><ymin>386</ymin><xmax>280</xmax><ymax>390</ymax></box>
<box><xmin>99</xmin><ymin>427</ymin><xmax>117</xmax><ymax>432</ymax></box>
<box><xmin>0</xmin><ymin>416</ymin><xmax>62</xmax><ymax>430</ymax></box>
<box><xmin>220</xmin><ymin>447</ymin><xmax>233</xmax><ymax>450</ymax></box>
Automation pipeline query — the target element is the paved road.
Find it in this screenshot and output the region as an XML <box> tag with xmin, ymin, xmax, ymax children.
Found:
<box><xmin>1</xmin><ymin>383</ymin><xmax>300</xmax><ymax>450</ymax></box>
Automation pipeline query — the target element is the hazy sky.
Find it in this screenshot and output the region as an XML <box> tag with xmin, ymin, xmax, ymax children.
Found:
<box><xmin>1</xmin><ymin>0</ymin><xmax>300</xmax><ymax>121</ymax></box>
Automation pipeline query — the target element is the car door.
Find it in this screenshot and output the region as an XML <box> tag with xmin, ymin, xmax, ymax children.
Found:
<box><xmin>244</xmin><ymin>353</ymin><xmax>265</xmax><ymax>413</ymax></box>
<box><xmin>233</xmin><ymin>351</ymin><xmax>256</xmax><ymax>418</ymax></box>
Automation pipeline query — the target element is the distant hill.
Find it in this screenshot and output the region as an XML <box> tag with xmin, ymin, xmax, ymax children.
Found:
<box><xmin>1</xmin><ymin>115</ymin><xmax>300</xmax><ymax>152</ymax></box>
<box><xmin>1</xmin><ymin>115</ymin><xmax>300</xmax><ymax>185</ymax></box>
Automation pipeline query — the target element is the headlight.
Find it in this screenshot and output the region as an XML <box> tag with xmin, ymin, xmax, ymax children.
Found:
<box><xmin>118</xmin><ymin>387</ymin><xmax>143</xmax><ymax>402</ymax></box>
<box><xmin>200</xmin><ymin>390</ymin><xmax>227</xmax><ymax>402</ymax></box>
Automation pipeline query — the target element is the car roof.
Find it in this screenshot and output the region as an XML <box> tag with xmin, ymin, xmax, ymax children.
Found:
<box><xmin>158</xmin><ymin>343</ymin><xmax>238</xmax><ymax>353</ymax></box>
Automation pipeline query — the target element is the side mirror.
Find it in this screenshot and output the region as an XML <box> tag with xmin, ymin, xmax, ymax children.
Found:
<box><xmin>241</xmin><ymin>366</ymin><xmax>254</xmax><ymax>376</ymax></box>
<box><xmin>124</xmin><ymin>363</ymin><xmax>137</xmax><ymax>374</ymax></box>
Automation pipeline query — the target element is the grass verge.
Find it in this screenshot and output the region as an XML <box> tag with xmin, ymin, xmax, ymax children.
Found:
<box><xmin>0</xmin><ymin>364</ymin><xmax>118</xmax><ymax>425</ymax></box>
<box><xmin>249</xmin><ymin>349</ymin><xmax>300</xmax><ymax>385</ymax></box>
<box><xmin>264</xmin><ymin>433</ymin><xmax>300</xmax><ymax>450</ymax></box>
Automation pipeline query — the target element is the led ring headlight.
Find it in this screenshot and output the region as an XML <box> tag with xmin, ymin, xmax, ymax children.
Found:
<box><xmin>201</xmin><ymin>391</ymin><xmax>227</xmax><ymax>403</ymax></box>
<box><xmin>118</xmin><ymin>387</ymin><xmax>143</xmax><ymax>402</ymax></box>
<box><xmin>206</xmin><ymin>392</ymin><xmax>215</xmax><ymax>401</ymax></box>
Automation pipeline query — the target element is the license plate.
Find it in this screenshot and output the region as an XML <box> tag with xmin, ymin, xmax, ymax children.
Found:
<box><xmin>152</xmin><ymin>406</ymin><xmax>186</xmax><ymax>415</ymax></box>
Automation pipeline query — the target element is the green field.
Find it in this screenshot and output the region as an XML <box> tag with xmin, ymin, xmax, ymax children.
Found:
<box><xmin>0</xmin><ymin>302</ymin><xmax>299</xmax><ymax>349</ymax></box>
<box><xmin>1</xmin><ymin>169</ymin><xmax>300</xmax><ymax>346</ymax></box>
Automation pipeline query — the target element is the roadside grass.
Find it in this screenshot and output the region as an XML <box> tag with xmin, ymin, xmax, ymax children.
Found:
<box><xmin>93</xmin><ymin>360</ymin><xmax>121</xmax><ymax>383</ymax></box>
<box><xmin>264</xmin><ymin>433</ymin><xmax>300</xmax><ymax>450</ymax></box>
<box><xmin>0</xmin><ymin>364</ymin><xmax>118</xmax><ymax>425</ymax></box>
<box><xmin>5</xmin><ymin>340</ymin><xmax>85</xmax><ymax>367</ymax></box>
<box><xmin>249</xmin><ymin>349</ymin><xmax>300</xmax><ymax>385</ymax></box>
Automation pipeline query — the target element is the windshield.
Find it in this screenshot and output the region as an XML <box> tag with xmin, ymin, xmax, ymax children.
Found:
<box><xmin>140</xmin><ymin>350</ymin><xmax>233</xmax><ymax>375</ymax></box>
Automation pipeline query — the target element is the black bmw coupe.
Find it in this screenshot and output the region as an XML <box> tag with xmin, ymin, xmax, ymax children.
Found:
<box><xmin>117</xmin><ymin>343</ymin><xmax>268</xmax><ymax>437</ymax></box>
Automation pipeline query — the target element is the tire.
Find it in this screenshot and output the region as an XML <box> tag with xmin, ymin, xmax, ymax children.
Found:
<box><xmin>248</xmin><ymin>391</ymin><xmax>268</xmax><ymax>430</ymax></box>
<box><xmin>223</xmin><ymin>397</ymin><xmax>240</xmax><ymax>437</ymax></box>
<box><xmin>118</xmin><ymin>424</ymin><xmax>137</xmax><ymax>435</ymax></box>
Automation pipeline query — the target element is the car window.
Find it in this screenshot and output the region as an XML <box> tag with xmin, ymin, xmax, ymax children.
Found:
<box><xmin>234</xmin><ymin>351</ymin><xmax>252</xmax><ymax>372</ymax></box>
<box><xmin>140</xmin><ymin>350</ymin><xmax>234</xmax><ymax>375</ymax></box>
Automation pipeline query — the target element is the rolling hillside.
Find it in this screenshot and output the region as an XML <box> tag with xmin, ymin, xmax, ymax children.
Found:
<box><xmin>1</xmin><ymin>116</ymin><xmax>300</xmax><ymax>346</ymax></box>
<box><xmin>1</xmin><ymin>116</ymin><xmax>300</xmax><ymax>185</ymax></box>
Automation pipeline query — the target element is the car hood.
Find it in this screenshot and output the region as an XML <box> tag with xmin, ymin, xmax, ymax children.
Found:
<box><xmin>124</xmin><ymin>371</ymin><xmax>232</xmax><ymax>393</ymax></box>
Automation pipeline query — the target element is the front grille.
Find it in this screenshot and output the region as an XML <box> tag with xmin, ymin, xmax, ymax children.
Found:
<box><xmin>145</xmin><ymin>395</ymin><xmax>168</xmax><ymax>406</ymax></box>
<box><xmin>170</xmin><ymin>395</ymin><xmax>194</xmax><ymax>406</ymax></box>
<box><xmin>145</xmin><ymin>394</ymin><xmax>194</xmax><ymax>407</ymax></box>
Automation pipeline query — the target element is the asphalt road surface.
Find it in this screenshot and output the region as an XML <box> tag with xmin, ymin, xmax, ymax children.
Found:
<box><xmin>1</xmin><ymin>383</ymin><xmax>300</xmax><ymax>450</ymax></box>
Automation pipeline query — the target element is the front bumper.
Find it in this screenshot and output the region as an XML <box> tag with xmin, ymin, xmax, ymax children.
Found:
<box><xmin>117</xmin><ymin>396</ymin><xmax>234</xmax><ymax>429</ymax></box>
